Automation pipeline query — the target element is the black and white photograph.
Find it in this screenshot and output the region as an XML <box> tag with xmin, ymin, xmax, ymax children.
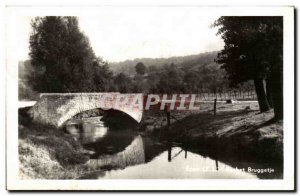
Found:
<box><xmin>5</xmin><ymin>5</ymin><xmax>295</xmax><ymax>191</ymax></box>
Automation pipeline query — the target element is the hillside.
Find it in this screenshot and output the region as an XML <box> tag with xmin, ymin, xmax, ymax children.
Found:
<box><xmin>108</xmin><ymin>51</ymin><xmax>219</xmax><ymax>75</ymax></box>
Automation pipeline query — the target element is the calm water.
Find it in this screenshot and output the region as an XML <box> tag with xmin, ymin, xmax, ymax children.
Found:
<box><xmin>65</xmin><ymin>115</ymin><xmax>283</xmax><ymax>179</ymax></box>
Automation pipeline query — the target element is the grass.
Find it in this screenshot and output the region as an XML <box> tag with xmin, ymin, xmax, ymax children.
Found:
<box><xmin>147</xmin><ymin>101</ymin><xmax>283</xmax><ymax>162</ymax></box>
<box><xmin>19</xmin><ymin>138</ymin><xmax>88</xmax><ymax>179</ymax></box>
<box><xmin>19</xmin><ymin>112</ymin><xmax>91</xmax><ymax>179</ymax></box>
<box><xmin>173</xmin><ymin>102</ymin><xmax>283</xmax><ymax>162</ymax></box>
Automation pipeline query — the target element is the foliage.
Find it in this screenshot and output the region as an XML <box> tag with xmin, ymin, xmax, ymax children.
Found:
<box><xmin>22</xmin><ymin>47</ymin><xmax>252</xmax><ymax>98</ymax></box>
<box><xmin>28</xmin><ymin>16</ymin><xmax>111</xmax><ymax>93</ymax></box>
<box><xmin>109</xmin><ymin>51</ymin><xmax>219</xmax><ymax>75</ymax></box>
<box><xmin>107</xmin><ymin>51</ymin><xmax>238</xmax><ymax>94</ymax></box>
<box><xmin>213</xmin><ymin>16</ymin><xmax>283</xmax><ymax>86</ymax></box>
<box><xmin>135</xmin><ymin>62</ymin><xmax>147</xmax><ymax>75</ymax></box>
<box><xmin>23</xmin><ymin>16</ymin><xmax>255</xmax><ymax>99</ymax></box>
<box><xmin>113</xmin><ymin>73</ymin><xmax>133</xmax><ymax>93</ymax></box>
<box><xmin>213</xmin><ymin>16</ymin><xmax>283</xmax><ymax>118</ymax></box>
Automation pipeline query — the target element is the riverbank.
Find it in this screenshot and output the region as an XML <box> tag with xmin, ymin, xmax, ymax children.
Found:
<box><xmin>145</xmin><ymin>101</ymin><xmax>283</xmax><ymax>162</ymax></box>
<box><xmin>19</xmin><ymin>122</ymin><xmax>96</xmax><ymax>179</ymax></box>
<box><xmin>19</xmin><ymin>107</ymin><xmax>92</xmax><ymax>179</ymax></box>
<box><xmin>18</xmin><ymin>107</ymin><xmax>138</xmax><ymax>179</ymax></box>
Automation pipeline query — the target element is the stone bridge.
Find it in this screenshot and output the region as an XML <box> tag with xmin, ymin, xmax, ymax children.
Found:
<box><xmin>29</xmin><ymin>93</ymin><xmax>144</xmax><ymax>128</ymax></box>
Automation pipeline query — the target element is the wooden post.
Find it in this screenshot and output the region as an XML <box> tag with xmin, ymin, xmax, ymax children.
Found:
<box><xmin>214</xmin><ymin>98</ymin><xmax>217</xmax><ymax>116</ymax></box>
<box><xmin>165</xmin><ymin>105</ymin><xmax>171</xmax><ymax>127</ymax></box>
<box><xmin>168</xmin><ymin>145</ymin><xmax>172</xmax><ymax>162</ymax></box>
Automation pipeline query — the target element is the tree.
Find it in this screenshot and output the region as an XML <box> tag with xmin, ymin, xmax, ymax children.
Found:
<box><xmin>213</xmin><ymin>17</ymin><xmax>283</xmax><ymax>119</ymax></box>
<box><xmin>183</xmin><ymin>70</ymin><xmax>199</xmax><ymax>93</ymax></box>
<box><xmin>28</xmin><ymin>16</ymin><xmax>104</xmax><ymax>93</ymax></box>
<box><xmin>145</xmin><ymin>66</ymin><xmax>159</xmax><ymax>93</ymax></box>
<box><xmin>132</xmin><ymin>74</ymin><xmax>149</xmax><ymax>93</ymax></box>
<box><xmin>135</xmin><ymin>62</ymin><xmax>147</xmax><ymax>75</ymax></box>
<box><xmin>114</xmin><ymin>73</ymin><xmax>133</xmax><ymax>93</ymax></box>
<box><xmin>92</xmin><ymin>58</ymin><xmax>114</xmax><ymax>92</ymax></box>
<box><xmin>157</xmin><ymin>63</ymin><xmax>184</xmax><ymax>93</ymax></box>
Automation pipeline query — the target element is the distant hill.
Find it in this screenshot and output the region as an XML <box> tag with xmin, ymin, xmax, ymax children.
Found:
<box><xmin>108</xmin><ymin>51</ymin><xmax>220</xmax><ymax>75</ymax></box>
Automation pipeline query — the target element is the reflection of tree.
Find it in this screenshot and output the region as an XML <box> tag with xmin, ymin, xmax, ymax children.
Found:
<box><xmin>142</xmin><ymin>137</ymin><xmax>170</xmax><ymax>162</ymax></box>
<box><xmin>181</xmin><ymin>145</ymin><xmax>283</xmax><ymax>179</ymax></box>
<box><xmin>85</xmin><ymin>127</ymin><xmax>136</xmax><ymax>157</ymax></box>
<box><xmin>88</xmin><ymin>136</ymin><xmax>145</xmax><ymax>170</ymax></box>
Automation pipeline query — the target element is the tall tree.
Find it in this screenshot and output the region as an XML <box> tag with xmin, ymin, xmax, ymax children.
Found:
<box><xmin>28</xmin><ymin>16</ymin><xmax>103</xmax><ymax>93</ymax></box>
<box><xmin>213</xmin><ymin>17</ymin><xmax>283</xmax><ymax>119</ymax></box>
<box><xmin>135</xmin><ymin>62</ymin><xmax>147</xmax><ymax>75</ymax></box>
<box><xmin>92</xmin><ymin>58</ymin><xmax>114</xmax><ymax>92</ymax></box>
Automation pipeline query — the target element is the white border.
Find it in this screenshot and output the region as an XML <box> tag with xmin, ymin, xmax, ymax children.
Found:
<box><xmin>5</xmin><ymin>6</ymin><xmax>294</xmax><ymax>190</ymax></box>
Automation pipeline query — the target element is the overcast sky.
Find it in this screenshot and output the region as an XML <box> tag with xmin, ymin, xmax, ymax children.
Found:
<box><xmin>17</xmin><ymin>8</ymin><xmax>224</xmax><ymax>62</ymax></box>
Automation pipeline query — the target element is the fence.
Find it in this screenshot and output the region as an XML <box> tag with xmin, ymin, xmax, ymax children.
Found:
<box><xmin>199</xmin><ymin>91</ymin><xmax>257</xmax><ymax>101</ymax></box>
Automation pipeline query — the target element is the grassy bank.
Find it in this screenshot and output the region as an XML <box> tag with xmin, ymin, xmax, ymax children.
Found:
<box><xmin>161</xmin><ymin>102</ymin><xmax>283</xmax><ymax>162</ymax></box>
<box><xmin>19</xmin><ymin>107</ymin><xmax>91</xmax><ymax>179</ymax></box>
<box><xmin>143</xmin><ymin>102</ymin><xmax>283</xmax><ymax>162</ymax></box>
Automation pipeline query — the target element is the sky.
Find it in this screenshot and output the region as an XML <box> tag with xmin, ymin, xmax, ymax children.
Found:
<box><xmin>16</xmin><ymin>8</ymin><xmax>224</xmax><ymax>62</ymax></box>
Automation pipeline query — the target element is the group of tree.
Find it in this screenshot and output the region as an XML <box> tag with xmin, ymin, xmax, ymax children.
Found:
<box><xmin>109</xmin><ymin>51</ymin><xmax>220</xmax><ymax>75</ymax></box>
<box><xmin>213</xmin><ymin>16</ymin><xmax>283</xmax><ymax>120</ymax></box>
<box><xmin>28</xmin><ymin>16</ymin><xmax>113</xmax><ymax>93</ymax></box>
<box><xmin>105</xmin><ymin>60</ymin><xmax>255</xmax><ymax>97</ymax></box>
<box><xmin>109</xmin><ymin>51</ymin><xmax>251</xmax><ymax>95</ymax></box>
<box><xmin>26</xmin><ymin>16</ymin><xmax>282</xmax><ymax>120</ymax></box>
<box><xmin>27</xmin><ymin>16</ymin><xmax>239</xmax><ymax>98</ymax></box>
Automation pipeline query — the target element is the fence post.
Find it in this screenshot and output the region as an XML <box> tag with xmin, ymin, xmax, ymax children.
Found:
<box><xmin>214</xmin><ymin>98</ymin><xmax>217</xmax><ymax>116</ymax></box>
<box><xmin>165</xmin><ymin>105</ymin><xmax>171</xmax><ymax>127</ymax></box>
<box><xmin>167</xmin><ymin>111</ymin><xmax>170</xmax><ymax>126</ymax></box>
<box><xmin>168</xmin><ymin>144</ymin><xmax>172</xmax><ymax>162</ymax></box>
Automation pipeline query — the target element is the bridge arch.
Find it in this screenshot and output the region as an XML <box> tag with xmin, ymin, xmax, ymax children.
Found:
<box><xmin>29</xmin><ymin>93</ymin><xmax>143</xmax><ymax>128</ymax></box>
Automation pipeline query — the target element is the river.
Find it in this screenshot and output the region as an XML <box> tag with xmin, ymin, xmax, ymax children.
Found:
<box><xmin>64</xmin><ymin>112</ymin><xmax>283</xmax><ymax>179</ymax></box>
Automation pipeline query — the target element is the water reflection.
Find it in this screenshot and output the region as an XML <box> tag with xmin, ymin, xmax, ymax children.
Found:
<box><xmin>86</xmin><ymin>136</ymin><xmax>145</xmax><ymax>171</ymax></box>
<box><xmin>81</xmin><ymin>145</ymin><xmax>259</xmax><ymax>179</ymax></box>
<box><xmin>80</xmin><ymin>134</ymin><xmax>281</xmax><ymax>179</ymax></box>
<box><xmin>65</xmin><ymin>117</ymin><xmax>108</xmax><ymax>144</ymax></box>
<box><xmin>65</xmin><ymin>115</ymin><xmax>282</xmax><ymax>180</ymax></box>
